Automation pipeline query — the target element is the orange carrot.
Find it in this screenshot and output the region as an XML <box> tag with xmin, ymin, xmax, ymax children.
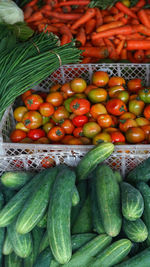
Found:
<box><xmin>115</xmin><ymin>2</ymin><xmax>137</xmax><ymax>19</ymax></box>
<box><xmin>117</xmin><ymin>34</ymin><xmax>126</xmax><ymax>40</ymax></box>
<box><xmin>46</xmin><ymin>11</ymin><xmax>82</xmax><ymax>20</ymax></box>
<box><xmin>95</xmin><ymin>8</ymin><xmax>103</xmax><ymax>27</ymax></box>
<box><xmin>26</xmin><ymin>11</ymin><xmax>43</xmax><ymax>23</ymax></box>
<box><xmin>25</xmin><ymin>0</ymin><xmax>38</xmax><ymax>7</ymax></box>
<box><xmin>125</xmin><ymin>33</ymin><xmax>145</xmax><ymax>40</ymax></box>
<box><xmin>133</xmin><ymin>24</ymin><xmax>150</xmax><ymax>36</ymax></box>
<box><xmin>62</xmin><ymin>5</ymin><xmax>72</xmax><ymax>13</ymax></box>
<box><xmin>104</xmin><ymin>38</ymin><xmax>117</xmax><ymax>60</ymax></box>
<box><xmin>24</xmin><ymin>6</ymin><xmax>33</xmax><ymax>20</ymax></box>
<box><xmin>127</xmin><ymin>51</ymin><xmax>138</xmax><ymax>63</ymax></box>
<box><xmin>145</xmin><ymin>49</ymin><xmax>150</xmax><ymax>58</ymax></box>
<box><xmin>96</xmin><ymin>21</ymin><xmax>124</xmax><ymax>33</ymax></box>
<box><xmin>103</xmin><ymin>16</ymin><xmax>115</xmax><ymax>23</ymax></box>
<box><xmin>127</xmin><ymin>40</ymin><xmax>150</xmax><ymax>50</ymax></box>
<box><xmin>113</xmin><ymin>39</ymin><xmax>120</xmax><ymax>45</ymax></box>
<box><xmin>135</xmin><ymin>0</ymin><xmax>146</xmax><ymax>8</ymax></box>
<box><xmin>138</xmin><ymin>10</ymin><xmax>150</xmax><ymax>29</ymax></box>
<box><xmin>61</xmin><ymin>34</ymin><xmax>70</xmax><ymax>45</ymax></box>
<box><xmin>85</xmin><ymin>19</ymin><xmax>96</xmax><ymax>34</ymax></box>
<box><xmin>71</xmin><ymin>8</ymin><xmax>96</xmax><ymax>30</ymax></box>
<box><xmin>91</xmin><ymin>38</ymin><xmax>105</xmax><ymax>47</ymax></box>
<box><xmin>101</xmin><ymin>10</ymin><xmax>110</xmax><ymax>16</ymax></box>
<box><xmin>109</xmin><ymin>6</ymin><xmax>119</xmax><ymax>15</ymax></box>
<box><xmin>81</xmin><ymin>57</ymin><xmax>92</xmax><ymax>63</ymax></box>
<box><xmin>57</xmin><ymin>1</ymin><xmax>90</xmax><ymax>7</ymax></box>
<box><xmin>114</xmin><ymin>12</ymin><xmax>125</xmax><ymax>21</ymax></box>
<box><xmin>131</xmin><ymin>19</ymin><xmax>140</xmax><ymax>25</ymax></box>
<box><xmin>60</xmin><ymin>25</ymin><xmax>72</xmax><ymax>39</ymax></box>
<box><xmin>79</xmin><ymin>46</ymin><xmax>109</xmax><ymax>58</ymax></box>
<box><xmin>76</xmin><ymin>27</ymin><xmax>86</xmax><ymax>46</ymax></box>
<box><xmin>121</xmin><ymin>16</ymin><xmax>129</xmax><ymax>24</ymax></box>
<box><xmin>116</xmin><ymin>39</ymin><xmax>125</xmax><ymax>55</ymax></box>
<box><xmin>92</xmin><ymin>25</ymin><xmax>134</xmax><ymax>40</ymax></box>
<box><xmin>134</xmin><ymin>50</ymin><xmax>145</xmax><ymax>61</ymax></box>
<box><xmin>85</xmin><ymin>42</ymin><xmax>93</xmax><ymax>47</ymax></box>
<box><xmin>120</xmin><ymin>48</ymin><xmax>127</xmax><ymax>59</ymax></box>
<box><xmin>38</xmin><ymin>24</ymin><xmax>58</xmax><ymax>33</ymax></box>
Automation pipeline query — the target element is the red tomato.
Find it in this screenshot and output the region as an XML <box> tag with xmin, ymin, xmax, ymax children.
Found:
<box><xmin>10</xmin><ymin>129</ymin><xmax>27</xmax><ymax>142</ymax></box>
<box><xmin>37</xmin><ymin>92</ymin><xmax>48</xmax><ymax>100</ymax></box>
<box><xmin>27</xmin><ymin>129</ymin><xmax>46</xmax><ymax>141</ymax></box>
<box><xmin>83</xmin><ymin>122</ymin><xmax>101</xmax><ymax>138</ymax></box>
<box><xmin>106</xmin><ymin>99</ymin><xmax>127</xmax><ymax>116</ymax></box>
<box><xmin>50</xmin><ymin>84</ymin><xmax>61</xmax><ymax>92</ymax></box>
<box><xmin>70</xmin><ymin>98</ymin><xmax>90</xmax><ymax>115</ymax></box>
<box><xmin>46</xmin><ymin>92</ymin><xmax>63</xmax><ymax>107</ymax></box>
<box><xmin>72</xmin><ymin>115</ymin><xmax>88</xmax><ymax>127</ymax></box>
<box><xmin>90</xmin><ymin>103</ymin><xmax>107</xmax><ymax>119</ymax></box>
<box><xmin>60</xmin><ymin>83</ymin><xmax>75</xmax><ymax>99</ymax></box>
<box><xmin>110</xmin><ymin>131</ymin><xmax>125</xmax><ymax>143</ymax></box>
<box><xmin>52</xmin><ymin>106</ymin><xmax>69</xmax><ymax>123</ymax></box>
<box><xmin>39</xmin><ymin>102</ymin><xmax>54</xmax><ymax>117</ymax></box>
<box><xmin>125</xmin><ymin>127</ymin><xmax>145</xmax><ymax>143</ymax></box>
<box><xmin>13</xmin><ymin>106</ymin><xmax>28</xmax><ymax>122</ymax></box>
<box><xmin>41</xmin><ymin>156</ymin><xmax>56</xmax><ymax>168</ymax></box>
<box><xmin>34</xmin><ymin>137</ymin><xmax>50</xmax><ymax>144</ymax></box>
<box><xmin>60</xmin><ymin>119</ymin><xmax>75</xmax><ymax>134</ymax></box>
<box><xmin>61</xmin><ymin>135</ymin><xmax>73</xmax><ymax>144</ymax></box>
<box><xmin>108</xmin><ymin>76</ymin><xmax>126</xmax><ymax>87</ymax></box>
<box><xmin>22</xmin><ymin>111</ymin><xmax>42</xmax><ymax>129</ymax></box>
<box><xmin>84</xmin><ymin>84</ymin><xmax>98</xmax><ymax>95</ymax></box>
<box><xmin>144</xmin><ymin>105</ymin><xmax>150</xmax><ymax>119</ymax></box>
<box><xmin>70</xmin><ymin>78</ymin><xmax>87</xmax><ymax>93</ymax></box>
<box><xmin>47</xmin><ymin>126</ymin><xmax>65</xmax><ymax>141</ymax></box>
<box><xmin>73</xmin><ymin>127</ymin><xmax>83</xmax><ymax>138</ymax></box>
<box><xmin>92</xmin><ymin>71</ymin><xmax>109</xmax><ymax>87</ymax></box>
<box><xmin>67</xmin><ymin>137</ymin><xmax>83</xmax><ymax>145</ymax></box>
<box><xmin>21</xmin><ymin>90</ymin><xmax>33</xmax><ymax>102</ymax></box>
<box><xmin>127</xmin><ymin>78</ymin><xmax>143</xmax><ymax>92</ymax></box>
<box><xmin>110</xmin><ymin>115</ymin><xmax>119</xmax><ymax>127</ymax></box>
<box><xmin>119</xmin><ymin>119</ymin><xmax>138</xmax><ymax>132</ymax></box>
<box><xmin>108</xmin><ymin>85</ymin><xmax>125</xmax><ymax>98</ymax></box>
<box><xmin>119</xmin><ymin>112</ymin><xmax>136</xmax><ymax>120</ymax></box>
<box><xmin>24</xmin><ymin>94</ymin><xmax>43</xmax><ymax>110</ymax></box>
<box><xmin>97</xmin><ymin>114</ymin><xmax>113</xmax><ymax>128</ymax></box>
<box><xmin>141</xmin><ymin>125</ymin><xmax>150</xmax><ymax>140</ymax></box>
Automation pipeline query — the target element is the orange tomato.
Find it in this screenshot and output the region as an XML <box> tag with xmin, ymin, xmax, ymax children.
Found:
<box><xmin>90</xmin><ymin>103</ymin><xmax>107</xmax><ymax>119</ymax></box>
<box><xmin>24</xmin><ymin>94</ymin><xmax>43</xmax><ymax>110</ymax></box>
<box><xmin>13</xmin><ymin>106</ymin><xmax>28</xmax><ymax>122</ymax></box>
<box><xmin>61</xmin><ymin>119</ymin><xmax>75</xmax><ymax>134</ymax></box>
<box><xmin>84</xmin><ymin>84</ymin><xmax>98</xmax><ymax>95</ymax></box>
<box><xmin>110</xmin><ymin>131</ymin><xmax>125</xmax><ymax>143</ymax></box>
<box><xmin>50</xmin><ymin>83</ymin><xmax>61</xmax><ymax>92</ymax></box>
<box><xmin>22</xmin><ymin>111</ymin><xmax>42</xmax><ymax>129</ymax></box>
<box><xmin>127</xmin><ymin>78</ymin><xmax>143</xmax><ymax>93</ymax></box>
<box><xmin>97</xmin><ymin>114</ymin><xmax>113</xmax><ymax>128</ymax></box>
<box><xmin>88</xmin><ymin>88</ymin><xmax>107</xmax><ymax>103</ymax></box>
<box><xmin>108</xmin><ymin>76</ymin><xmax>125</xmax><ymax>87</ymax></box>
<box><xmin>60</xmin><ymin>83</ymin><xmax>75</xmax><ymax>98</ymax></box>
<box><xmin>108</xmin><ymin>85</ymin><xmax>125</xmax><ymax>98</ymax></box>
<box><xmin>52</xmin><ymin>106</ymin><xmax>69</xmax><ymax>123</ymax></box>
<box><xmin>119</xmin><ymin>119</ymin><xmax>138</xmax><ymax>132</ymax></box>
<box><xmin>92</xmin><ymin>71</ymin><xmax>109</xmax><ymax>87</ymax></box>
<box><xmin>92</xmin><ymin>132</ymin><xmax>111</xmax><ymax>145</ymax></box>
<box><xmin>125</xmin><ymin>127</ymin><xmax>145</xmax><ymax>143</ymax></box>
<box><xmin>144</xmin><ymin>105</ymin><xmax>150</xmax><ymax>119</ymax></box>
<box><xmin>21</xmin><ymin>90</ymin><xmax>33</xmax><ymax>102</ymax></box>
<box><xmin>39</xmin><ymin>102</ymin><xmax>54</xmax><ymax>117</ymax></box>
<box><xmin>119</xmin><ymin>112</ymin><xmax>136</xmax><ymax>120</ymax></box>
<box><xmin>46</xmin><ymin>92</ymin><xmax>63</xmax><ymax>107</ymax></box>
<box><xmin>47</xmin><ymin>126</ymin><xmax>65</xmax><ymax>141</ymax></box>
<box><xmin>10</xmin><ymin>129</ymin><xmax>27</xmax><ymax>143</ymax></box>
<box><xmin>106</xmin><ymin>99</ymin><xmax>127</xmax><ymax>116</ymax></box>
<box><xmin>135</xmin><ymin>117</ymin><xmax>150</xmax><ymax>127</ymax></box>
<box><xmin>70</xmin><ymin>78</ymin><xmax>87</xmax><ymax>93</ymax></box>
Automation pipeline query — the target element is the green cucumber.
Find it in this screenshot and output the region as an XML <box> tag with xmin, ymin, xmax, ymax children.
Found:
<box><xmin>33</xmin><ymin>247</ymin><xmax>52</xmax><ymax>267</ymax></box>
<box><xmin>123</xmin><ymin>218</ymin><xmax>148</xmax><ymax>243</ymax></box>
<box><xmin>72</xmin><ymin>186</ymin><xmax>80</xmax><ymax>206</ymax></box>
<box><xmin>129</xmin><ymin>242</ymin><xmax>140</xmax><ymax>257</ymax></box>
<box><xmin>7</xmin><ymin>220</ymin><xmax>33</xmax><ymax>258</ymax></box>
<box><xmin>114</xmin><ymin>170</ymin><xmax>122</xmax><ymax>183</ymax></box>
<box><xmin>96</xmin><ymin>164</ymin><xmax>122</xmax><ymax>237</ymax></box>
<box><xmin>127</xmin><ymin>157</ymin><xmax>150</xmax><ymax>183</ymax></box>
<box><xmin>1</xmin><ymin>171</ymin><xmax>35</xmax><ymax>190</ymax></box>
<box><xmin>0</xmin><ymin>168</ymin><xmax>55</xmax><ymax>227</ymax></box>
<box><xmin>121</xmin><ymin>182</ymin><xmax>144</xmax><ymax>221</ymax></box>
<box><xmin>3</xmin><ymin>231</ymin><xmax>13</xmax><ymax>255</ymax></box>
<box><xmin>4</xmin><ymin>252</ymin><xmax>22</xmax><ymax>267</ymax></box>
<box><xmin>91</xmin><ymin>239</ymin><xmax>132</xmax><ymax>267</ymax></box>
<box><xmin>62</xmin><ymin>234</ymin><xmax>112</xmax><ymax>267</ymax></box>
<box><xmin>37</xmin><ymin>211</ymin><xmax>47</xmax><ymax>228</ymax></box>
<box><xmin>50</xmin><ymin>259</ymin><xmax>60</xmax><ymax>267</ymax></box>
<box><xmin>76</xmin><ymin>142</ymin><xmax>114</xmax><ymax>180</ymax></box>
<box><xmin>39</xmin><ymin>230</ymin><xmax>49</xmax><ymax>253</ymax></box>
<box><xmin>136</xmin><ymin>182</ymin><xmax>150</xmax><ymax>245</ymax></box>
<box><xmin>116</xmin><ymin>247</ymin><xmax>150</xmax><ymax>267</ymax></box>
<box><xmin>47</xmin><ymin>167</ymin><xmax>76</xmax><ymax>264</ymax></box>
<box><xmin>1</xmin><ymin>186</ymin><xmax>16</xmax><ymax>203</ymax></box>
<box><xmin>72</xmin><ymin>195</ymin><xmax>92</xmax><ymax>234</ymax></box>
<box><xmin>16</xmin><ymin>167</ymin><xmax>58</xmax><ymax>234</ymax></box>
<box><xmin>24</xmin><ymin>227</ymin><xmax>44</xmax><ymax>267</ymax></box>
<box><xmin>0</xmin><ymin>191</ymin><xmax>5</xmax><ymax>267</ymax></box>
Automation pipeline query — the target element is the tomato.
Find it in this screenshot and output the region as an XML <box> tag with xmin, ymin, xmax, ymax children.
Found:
<box><xmin>60</xmin><ymin>119</ymin><xmax>75</xmax><ymax>134</ymax></box>
<box><xmin>16</xmin><ymin>122</ymin><xmax>29</xmax><ymax>132</ymax></box>
<box><xmin>60</xmin><ymin>83</ymin><xmax>75</xmax><ymax>99</ymax></box>
<box><xmin>42</xmin><ymin>116</ymin><xmax>50</xmax><ymax>125</ymax></box>
<box><xmin>27</xmin><ymin>129</ymin><xmax>45</xmax><ymax>141</ymax></box>
<box><xmin>115</xmin><ymin>90</ymin><xmax>129</xmax><ymax>104</ymax></box>
<box><xmin>74</xmin><ymin>93</ymin><xmax>87</xmax><ymax>99</ymax></box>
<box><xmin>138</xmin><ymin>88</ymin><xmax>150</xmax><ymax>103</ymax></box>
<box><xmin>129</xmin><ymin>94</ymin><xmax>138</xmax><ymax>100</ymax></box>
<box><xmin>21</xmin><ymin>90</ymin><xmax>33</xmax><ymax>102</ymax></box>
<box><xmin>88</xmin><ymin>88</ymin><xmax>107</xmax><ymax>103</ymax></box>
<box><xmin>119</xmin><ymin>112</ymin><xmax>136</xmax><ymax>120</ymax></box>
<box><xmin>141</xmin><ymin>125</ymin><xmax>150</xmax><ymax>139</ymax></box>
<box><xmin>70</xmin><ymin>78</ymin><xmax>87</xmax><ymax>93</ymax></box>
<box><xmin>24</xmin><ymin>94</ymin><xmax>43</xmax><ymax>110</ymax></box>
<box><xmin>52</xmin><ymin>106</ymin><xmax>69</xmax><ymax>123</ymax></box>
<box><xmin>47</xmin><ymin>126</ymin><xmax>65</xmax><ymax>141</ymax></box>
<box><xmin>43</xmin><ymin>122</ymin><xmax>54</xmax><ymax>134</ymax></box>
<box><xmin>80</xmin><ymin>137</ymin><xmax>91</xmax><ymax>145</ymax></box>
<box><xmin>70</xmin><ymin>98</ymin><xmax>91</xmax><ymax>115</ymax></box>
<box><xmin>90</xmin><ymin>103</ymin><xmax>107</xmax><ymax>119</ymax></box>
<box><xmin>106</xmin><ymin>99</ymin><xmax>127</xmax><ymax>116</ymax></box>
<box><xmin>69</xmin><ymin>113</ymin><xmax>76</xmax><ymax>120</ymax></box>
<box><xmin>97</xmin><ymin>114</ymin><xmax>113</xmax><ymax>128</ymax></box>
<box><xmin>127</xmin><ymin>78</ymin><xmax>143</xmax><ymax>93</ymax></box>
<box><xmin>67</xmin><ymin>137</ymin><xmax>83</xmax><ymax>145</ymax></box>
<box><xmin>108</xmin><ymin>85</ymin><xmax>125</xmax><ymax>98</ymax></box>
<box><xmin>129</xmin><ymin>99</ymin><xmax>145</xmax><ymax>116</ymax></box>
<box><xmin>50</xmin><ymin>83</ymin><xmax>61</xmax><ymax>92</ymax></box>
<box><xmin>46</xmin><ymin>92</ymin><xmax>63</xmax><ymax>107</ymax></box>
<box><xmin>34</xmin><ymin>137</ymin><xmax>50</xmax><ymax>144</ymax></box>
<box><xmin>10</xmin><ymin>129</ymin><xmax>27</xmax><ymax>142</ymax></box>
<box><xmin>110</xmin><ymin>115</ymin><xmax>118</xmax><ymax>127</ymax></box>
<box><xmin>61</xmin><ymin>135</ymin><xmax>73</xmax><ymax>144</ymax></box>
<box><xmin>83</xmin><ymin>122</ymin><xmax>101</xmax><ymax>138</ymax></box>
<box><xmin>125</xmin><ymin>127</ymin><xmax>145</xmax><ymax>143</ymax></box>
<box><xmin>37</xmin><ymin>92</ymin><xmax>48</xmax><ymax>100</ymax></box>
<box><xmin>41</xmin><ymin>156</ymin><xmax>56</xmax><ymax>168</ymax></box>
<box><xmin>84</xmin><ymin>84</ymin><xmax>98</xmax><ymax>95</ymax></box>
<box><xmin>136</xmin><ymin>117</ymin><xmax>150</xmax><ymax>127</ymax></box>
<box><xmin>13</xmin><ymin>106</ymin><xmax>28</xmax><ymax>122</ymax></box>
<box><xmin>110</xmin><ymin>131</ymin><xmax>125</xmax><ymax>143</ymax></box>
<box><xmin>39</xmin><ymin>102</ymin><xmax>54</xmax><ymax>117</ymax></box>
<box><xmin>73</xmin><ymin>127</ymin><xmax>83</xmax><ymax>138</ymax></box>
<box><xmin>104</xmin><ymin>127</ymin><xmax>118</xmax><ymax>133</ymax></box>
<box><xmin>92</xmin><ymin>132</ymin><xmax>111</xmax><ymax>145</ymax></box>
<box><xmin>64</xmin><ymin>96</ymin><xmax>75</xmax><ymax>112</ymax></box>
<box><xmin>19</xmin><ymin>137</ymin><xmax>33</xmax><ymax>143</ymax></box>
<box><xmin>108</xmin><ymin>76</ymin><xmax>125</xmax><ymax>87</ymax></box>
<box><xmin>22</xmin><ymin>111</ymin><xmax>42</xmax><ymax>129</ymax></box>
<box><xmin>92</xmin><ymin>71</ymin><xmax>109</xmax><ymax>87</ymax></box>
<box><xmin>72</xmin><ymin>115</ymin><xmax>88</xmax><ymax>127</ymax></box>
<box><xmin>119</xmin><ymin>119</ymin><xmax>138</xmax><ymax>132</ymax></box>
<box><xmin>144</xmin><ymin>105</ymin><xmax>150</xmax><ymax>119</ymax></box>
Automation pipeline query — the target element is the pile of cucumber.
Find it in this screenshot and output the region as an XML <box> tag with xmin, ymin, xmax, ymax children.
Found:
<box><xmin>0</xmin><ymin>142</ymin><xmax>150</xmax><ymax>266</ymax></box>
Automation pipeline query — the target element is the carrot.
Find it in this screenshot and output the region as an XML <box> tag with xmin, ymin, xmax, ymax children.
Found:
<box><xmin>79</xmin><ymin>46</ymin><xmax>109</xmax><ymax>58</ymax></box>
<box><xmin>109</xmin><ymin>6</ymin><xmax>119</xmax><ymax>15</ymax></box>
<box><xmin>115</xmin><ymin>2</ymin><xmax>137</xmax><ymax>19</ymax></box>
<box><xmin>46</xmin><ymin>11</ymin><xmax>82</xmax><ymax>20</ymax></box>
<box><xmin>76</xmin><ymin>27</ymin><xmax>86</xmax><ymax>46</ymax></box>
<box><xmin>120</xmin><ymin>48</ymin><xmax>127</xmax><ymax>59</ymax></box>
<box><xmin>131</xmin><ymin>19</ymin><xmax>140</xmax><ymax>25</ymax></box>
<box><xmin>96</xmin><ymin>21</ymin><xmax>124</xmax><ymax>33</ymax></box>
<box><xmin>127</xmin><ymin>51</ymin><xmax>138</xmax><ymax>63</ymax></box>
<box><xmin>26</xmin><ymin>11</ymin><xmax>43</xmax><ymax>23</ymax></box>
<box><xmin>117</xmin><ymin>34</ymin><xmax>126</xmax><ymax>40</ymax></box>
<box><xmin>24</xmin><ymin>6</ymin><xmax>33</xmax><ymax>20</ymax></box>
<box><xmin>71</xmin><ymin>8</ymin><xmax>96</xmax><ymax>30</ymax></box>
<box><xmin>62</xmin><ymin>6</ymin><xmax>72</xmax><ymax>13</ymax></box>
<box><xmin>32</xmin><ymin>5</ymin><xmax>39</xmax><ymax>12</ymax></box>
<box><xmin>101</xmin><ymin>10</ymin><xmax>110</xmax><ymax>16</ymax></box>
<box><xmin>81</xmin><ymin>57</ymin><xmax>92</xmax><ymax>63</ymax></box>
<box><xmin>113</xmin><ymin>39</ymin><xmax>120</xmax><ymax>45</ymax></box>
<box><xmin>114</xmin><ymin>12</ymin><xmax>125</xmax><ymax>21</ymax></box>
<box><xmin>145</xmin><ymin>49</ymin><xmax>150</xmax><ymax>58</ymax></box>
<box><xmin>40</xmin><ymin>5</ymin><xmax>52</xmax><ymax>14</ymax></box>
<box><xmin>138</xmin><ymin>10</ymin><xmax>150</xmax><ymax>29</ymax></box>
<box><xmin>134</xmin><ymin>50</ymin><xmax>145</xmax><ymax>61</ymax></box>
<box><xmin>56</xmin><ymin>1</ymin><xmax>90</xmax><ymax>7</ymax></box>
<box><xmin>91</xmin><ymin>38</ymin><xmax>105</xmax><ymax>47</ymax></box>
<box><xmin>92</xmin><ymin>25</ymin><xmax>134</xmax><ymax>40</ymax></box>
<box><xmin>135</xmin><ymin>0</ymin><xmax>146</xmax><ymax>8</ymax></box>
<box><xmin>133</xmin><ymin>24</ymin><xmax>150</xmax><ymax>36</ymax></box>
<box><xmin>25</xmin><ymin>0</ymin><xmax>38</xmax><ymax>7</ymax></box>
<box><xmin>121</xmin><ymin>16</ymin><xmax>129</xmax><ymax>24</ymax></box>
<box><xmin>61</xmin><ymin>34</ymin><xmax>70</xmax><ymax>45</ymax></box>
<box><xmin>85</xmin><ymin>19</ymin><xmax>96</xmax><ymax>34</ymax></box>
<box><xmin>116</xmin><ymin>39</ymin><xmax>125</xmax><ymax>55</ymax></box>
<box><xmin>84</xmin><ymin>42</ymin><xmax>93</xmax><ymax>47</ymax></box>
<box><xmin>95</xmin><ymin>8</ymin><xmax>103</xmax><ymax>27</ymax></box>
<box><xmin>38</xmin><ymin>24</ymin><xmax>58</xmax><ymax>33</ymax></box>
<box><xmin>104</xmin><ymin>38</ymin><xmax>115</xmax><ymax>50</ymax></box>
<box><xmin>103</xmin><ymin>16</ymin><xmax>115</xmax><ymax>23</ymax></box>
<box><xmin>127</xmin><ymin>40</ymin><xmax>150</xmax><ymax>50</ymax></box>
<box><xmin>125</xmin><ymin>33</ymin><xmax>145</xmax><ymax>40</ymax></box>
<box><xmin>60</xmin><ymin>25</ymin><xmax>73</xmax><ymax>44</ymax></box>
<box><xmin>104</xmin><ymin>38</ymin><xmax>117</xmax><ymax>60</ymax></box>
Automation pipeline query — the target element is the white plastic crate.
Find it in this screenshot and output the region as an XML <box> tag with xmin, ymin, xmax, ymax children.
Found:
<box><xmin>0</xmin><ymin>63</ymin><xmax>150</xmax><ymax>176</ymax></box>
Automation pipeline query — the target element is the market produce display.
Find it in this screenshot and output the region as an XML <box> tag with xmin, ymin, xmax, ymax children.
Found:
<box><xmin>9</xmin><ymin>70</ymin><xmax>150</xmax><ymax>145</ymax></box>
<box><xmin>0</xmin><ymin>143</ymin><xmax>150</xmax><ymax>266</ymax></box>
<box><xmin>21</xmin><ymin>0</ymin><xmax>150</xmax><ymax>63</ymax></box>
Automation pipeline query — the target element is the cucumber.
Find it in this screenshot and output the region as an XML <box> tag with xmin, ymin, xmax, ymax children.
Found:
<box><xmin>50</xmin><ymin>259</ymin><xmax>60</xmax><ymax>267</ymax></box>
<box><xmin>76</xmin><ymin>142</ymin><xmax>114</xmax><ymax>181</ymax></box>
<box><xmin>114</xmin><ymin>170</ymin><xmax>122</xmax><ymax>183</ymax></box>
<box><xmin>129</xmin><ymin>242</ymin><xmax>140</xmax><ymax>257</ymax></box>
<box><xmin>96</xmin><ymin>164</ymin><xmax>122</xmax><ymax>237</ymax></box>
<box><xmin>33</xmin><ymin>247</ymin><xmax>52</xmax><ymax>267</ymax></box>
<box><xmin>16</xmin><ymin>167</ymin><xmax>58</xmax><ymax>234</ymax></box>
<box><xmin>39</xmin><ymin>230</ymin><xmax>49</xmax><ymax>253</ymax></box>
<box><xmin>3</xmin><ymin>231</ymin><xmax>13</xmax><ymax>255</ymax></box>
<box><xmin>72</xmin><ymin>186</ymin><xmax>80</xmax><ymax>207</ymax></box>
<box><xmin>7</xmin><ymin>220</ymin><xmax>33</xmax><ymax>258</ymax></box>
<box><xmin>123</xmin><ymin>218</ymin><xmax>148</xmax><ymax>243</ymax></box>
<box><xmin>1</xmin><ymin>186</ymin><xmax>16</xmax><ymax>203</ymax></box>
<box><xmin>0</xmin><ymin>191</ymin><xmax>5</xmax><ymax>267</ymax></box>
<box><xmin>62</xmin><ymin>234</ymin><xmax>112</xmax><ymax>267</ymax></box>
<box><xmin>127</xmin><ymin>157</ymin><xmax>150</xmax><ymax>183</ymax></box>
<box><xmin>47</xmin><ymin>167</ymin><xmax>76</xmax><ymax>264</ymax></box>
<box><xmin>4</xmin><ymin>252</ymin><xmax>22</xmax><ymax>267</ymax></box>
<box><xmin>116</xmin><ymin>247</ymin><xmax>150</xmax><ymax>267</ymax></box>
<box><xmin>121</xmin><ymin>182</ymin><xmax>144</xmax><ymax>221</ymax></box>
<box><xmin>136</xmin><ymin>182</ymin><xmax>150</xmax><ymax>245</ymax></box>
<box><xmin>0</xmin><ymin>168</ymin><xmax>55</xmax><ymax>227</ymax></box>
<box><xmin>1</xmin><ymin>171</ymin><xmax>35</xmax><ymax>190</ymax></box>
<box><xmin>91</xmin><ymin>239</ymin><xmax>132</xmax><ymax>267</ymax></box>
<box><xmin>72</xmin><ymin>195</ymin><xmax>92</xmax><ymax>234</ymax></box>
<box><xmin>24</xmin><ymin>227</ymin><xmax>44</xmax><ymax>267</ymax></box>
<box><xmin>37</xmin><ymin>211</ymin><xmax>47</xmax><ymax>228</ymax></box>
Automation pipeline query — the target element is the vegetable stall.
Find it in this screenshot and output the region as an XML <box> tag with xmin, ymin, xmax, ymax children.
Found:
<box><xmin>1</xmin><ymin>0</ymin><xmax>150</xmax><ymax>266</ymax></box>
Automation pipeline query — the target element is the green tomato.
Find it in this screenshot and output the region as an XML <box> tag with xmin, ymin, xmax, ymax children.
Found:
<box><xmin>83</xmin><ymin>122</ymin><xmax>101</xmax><ymax>138</ymax></box>
<box><xmin>64</xmin><ymin>96</ymin><xmax>75</xmax><ymax>112</ymax></box>
<box><xmin>128</xmin><ymin>99</ymin><xmax>145</xmax><ymax>116</ymax></box>
<box><xmin>138</xmin><ymin>88</ymin><xmax>150</xmax><ymax>103</ymax></box>
<box><xmin>42</xmin><ymin>116</ymin><xmax>50</xmax><ymax>125</ymax></box>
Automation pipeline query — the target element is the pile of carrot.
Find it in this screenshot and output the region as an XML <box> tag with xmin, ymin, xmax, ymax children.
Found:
<box><xmin>23</xmin><ymin>0</ymin><xmax>150</xmax><ymax>63</ymax></box>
